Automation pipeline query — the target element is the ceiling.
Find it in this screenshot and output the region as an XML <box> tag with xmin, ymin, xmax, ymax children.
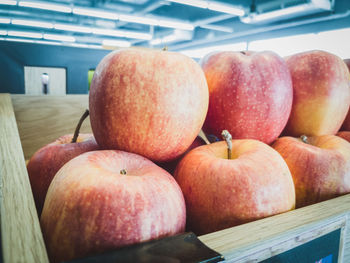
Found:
<box><xmin>0</xmin><ymin>0</ymin><xmax>346</xmax><ymax>51</ymax></box>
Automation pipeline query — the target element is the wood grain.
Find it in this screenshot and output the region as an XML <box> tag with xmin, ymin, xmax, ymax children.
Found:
<box><xmin>0</xmin><ymin>94</ymin><xmax>49</xmax><ymax>263</ymax></box>
<box><xmin>11</xmin><ymin>94</ymin><xmax>92</xmax><ymax>160</ymax></box>
<box><xmin>199</xmin><ymin>194</ymin><xmax>350</xmax><ymax>262</ymax></box>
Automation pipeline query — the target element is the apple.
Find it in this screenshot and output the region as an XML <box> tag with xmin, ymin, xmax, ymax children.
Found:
<box><xmin>340</xmin><ymin>59</ymin><xmax>350</xmax><ymax>131</ymax></box>
<box><xmin>283</xmin><ymin>50</ymin><xmax>350</xmax><ymax>136</ymax></box>
<box><xmin>89</xmin><ymin>48</ymin><xmax>209</xmax><ymax>162</ymax></box>
<box><xmin>40</xmin><ymin>150</ymin><xmax>186</xmax><ymax>263</ymax></box>
<box><xmin>200</xmin><ymin>50</ymin><xmax>293</xmax><ymax>144</ymax></box>
<box><xmin>272</xmin><ymin>135</ymin><xmax>350</xmax><ymax>208</ymax></box>
<box><xmin>27</xmin><ymin>133</ymin><xmax>99</xmax><ymax>215</ymax></box>
<box><xmin>174</xmin><ymin>130</ymin><xmax>295</xmax><ymax>235</ymax></box>
<box><xmin>337</xmin><ymin>131</ymin><xmax>350</xmax><ymax>142</ymax></box>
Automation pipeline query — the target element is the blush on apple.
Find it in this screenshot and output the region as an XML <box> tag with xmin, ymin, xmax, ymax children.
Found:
<box><xmin>337</xmin><ymin>131</ymin><xmax>350</xmax><ymax>142</ymax></box>
<box><xmin>272</xmin><ymin>135</ymin><xmax>350</xmax><ymax>208</ymax></box>
<box><xmin>27</xmin><ymin>110</ymin><xmax>99</xmax><ymax>215</ymax></box>
<box><xmin>200</xmin><ymin>50</ymin><xmax>293</xmax><ymax>144</ymax></box>
<box><xmin>40</xmin><ymin>150</ymin><xmax>186</xmax><ymax>263</ymax></box>
<box><xmin>174</xmin><ymin>130</ymin><xmax>295</xmax><ymax>235</ymax></box>
<box><xmin>89</xmin><ymin>48</ymin><xmax>209</xmax><ymax>162</ymax></box>
<box><xmin>340</xmin><ymin>59</ymin><xmax>350</xmax><ymax>131</ymax></box>
<box><xmin>284</xmin><ymin>50</ymin><xmax>350</xmax><ymax>136</ymax></box>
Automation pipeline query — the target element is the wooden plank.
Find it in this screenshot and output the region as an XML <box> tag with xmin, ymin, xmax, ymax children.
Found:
<box><xmin>6</xmin><ymin>94</ymin><xmax>350</xmax><ymax>262</ymax></box>
<box><xmin>0</xmin><ymin>93</ymin><xmax>49</xmax><ymax>263</ymax></box>
<box><xmin>199</xmin><ymin>194</ymin><xmax>350</xmax><ymax>262</ymax></box>
<box><xmin>11</xmin><ymin>95</ymin><xmax>91</xmax><ymax>160</ymax></box>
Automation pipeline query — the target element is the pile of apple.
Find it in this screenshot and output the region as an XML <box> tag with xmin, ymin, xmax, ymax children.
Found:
<box><xmin>26</xmin><ymin>48</ymin><xmax>350</xmax><ymax>263</ymax></box>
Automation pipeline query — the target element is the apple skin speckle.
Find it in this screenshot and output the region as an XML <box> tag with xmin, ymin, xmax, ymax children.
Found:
<box><xmin>284</xmin><ymin>50</ymin><xmax>350</xmax><ymax>137</ymax></box>
<box><xmin>200</xmin><ymin>50</ymin><xmax>293</xmax><ymax>144</ymax></box>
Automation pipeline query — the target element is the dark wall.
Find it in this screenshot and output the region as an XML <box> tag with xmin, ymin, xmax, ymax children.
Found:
<box><xmin>0</xmin><ymin>42</ymin><xmax>111</xmax><ymax>94</ymax></box>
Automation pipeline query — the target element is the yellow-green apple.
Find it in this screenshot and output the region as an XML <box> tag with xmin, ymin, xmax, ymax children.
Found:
<box><xmin>337</xmin><ymin>131</ymin><xmax>350</xmax><ymax>142</ymax></box>
<box><xmin>40</xmin><ymin>150</ymin><xmax>186</xmax><ymax>263</ymax></box>
<box><xmin>340</xmin><ymin>59</ymin><xmax>350</xmax><ymax>131</ymax></box>
<box><xmin>284</xmin><ymin>50</ymin><xmax>350</xmax><ymax>136</ymax></box>
<box><xmin>89</xmin><ymin>48</ymin><xmax>209</xmax><ymax>162</ymax></box>
<box><xmin>200</xmin><ymin>50</ymin><xmax>293</xmax><ymax>144</ymax></box>
<box><xmin>272</xmin><ymin>135</ymin><xmax>350</xmax><ymax>208</ymax></box>
<box><xmin>174</xmin><ymin>131</ymin><xmax>295</xmax><ymax>235</ymax></box>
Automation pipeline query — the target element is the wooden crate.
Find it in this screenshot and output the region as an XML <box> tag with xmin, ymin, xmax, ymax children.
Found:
<box><xmin>1</xmin><ymin>93</ymin><xmax>350</xmax><ymax>263</ymax></box>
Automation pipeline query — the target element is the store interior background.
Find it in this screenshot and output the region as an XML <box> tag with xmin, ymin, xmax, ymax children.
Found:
<box><xmin>0</xmin><ymin>0</ymin><xmax>349</xmax><ymax>94</ymax></box>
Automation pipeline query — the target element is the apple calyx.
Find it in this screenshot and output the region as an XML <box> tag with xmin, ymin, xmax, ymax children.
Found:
<box><xmin>300</xmin><ymin>135</ymin><xmax>309</xmax><ymax>144</ymax></box>
<box><xmin>71</xmin><ymin>110</ymin><xmax>90</xmax><ymax>143</ymax></box>
<box><xmin>120</xmin><ymin>169</ymin><xmax>127</xmax><ymax>175</ymax></box>
<box><xmin>221</xmin><ymin>130</ymin><xmax>232</xmax><ymax>159</ymax></box>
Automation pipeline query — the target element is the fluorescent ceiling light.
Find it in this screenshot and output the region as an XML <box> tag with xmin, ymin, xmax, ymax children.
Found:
<box><xmin>168</xmin><ymin>0</ymin><xmax>244</xmax><ymax>16</ymax></box>
<box><xmin>92</xmin><ymin>28</ymin><xmax>125</xmax><ymax>37</ymax></box>
<box><xmin>150</xmin><ymin>29</ymin><xmax>192</xmax><ymax>45</ymax></box>
<box><xmin>102</xmin><ymin>39</ymin><xmax>131</xmax><ymax>48</ymax></box>
<box><xmin>241</xmin><ymin>0</ymin><xmax>331</xmax><ymax>24</ymax></box>
<box><xmin>43</xmin><ymin>33</ymin><xmax>75</xmax><ymax>42</ymax></box>
<box><xmin>5</xmin><ymin>37</ymin><xmax>36</xmax><ymax>43</ymax></box>
<box><xmin>35</xmin><ymin>40</ymin><xmax>61</xmax><ymax>45</ymax></box>
<box><xmin>0</xmin><ymin>18</ymin><xmax>11</xmax><ymax>24</ymax></box>
<box><xmin>12</xmin><ymin>19</ymin><xmax>53</xmax><ymax>29</ymax></box>
<box><xmin>18</xmin><ymin>1</ymin><xmax>72</xmax><ymax>13</ymax></box>
<box><xmin>123</xmin><ymin>31</ymin><xmax>152</xmax><ymax>40</ymax></box>
<box><xmin>119</xmin><ymin>14</ymin><xmax>158</xmax><ymax>26</ymax></box>
<box><xmin>0</xmin><ymin>30</ymin><xmax>7</xmax><ymax>35</ymax></box>
<box><xmin>73</xmin><ymin>8</ymin><xmax>118</xmax><ymax>20</ymax></box>
<box><xmin>54</xmin><ymin>23</ymin><xmax>92</xmax><ymax>33</ymax></box>
<box><xmin>208</xmin><ymin>2</ymin><xmax>245</xmax><ymax>16</ymax></box>
<box><xmin>70</xmin><ymin>43</ymin><xmax>89</xmax><ymax>48</ymax></box>
<box><xmin>158</xmin><ymin>19</ymin><xmax>194</xmax><ymax>30</ymax></box>
<box><xmin>88</xmin><ymin>44</ymin><xmax>102</xmax><ymax>49</ymax></box>
<box><xmin>169</xmin><ymin>0</ymin><xmax>207</xmax><ymax>8</ymax></box>
<box><xmin>92</xmin><ymin>28</ymin><xmax>151</xmax><ymax>40</ymax></box>
<box><xmin>0</xmin><ymin>0</ymin><xmax>17</xmax><ymax>5</ymax></box>
<box><xmin>7</xmin><ymin>30</ymin><xmax>42</xmax><ymax>38</ymax></box>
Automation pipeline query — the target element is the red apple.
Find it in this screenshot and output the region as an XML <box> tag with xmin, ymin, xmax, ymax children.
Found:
<box><xmin>337</xmin><ymin>131</ymin><xmax>350</xmax><ymax>142</ymax></box>
<box><xmin>284</xmin><ymin>50</ymin><xmax>350</xmax><ymax>136</ymax></box>
<box><xmin>89</xmin><ymin>48</ymin><xmax>209</xmax><ymax>162</ymax></box>
<box><xmin>27</xmin><ymin>133</ymin><xmax>99</xmax><ymax>215</ymax></box>
<box><xmin>200</xmin><ymin>50</ymin><xmax>293</xmax><ymax>144</ymax></box>
<box><xmin>272</xmin><ymin>135</ymin><xmax>350</xmax><ymax>208</ymax></box>
<box><xmin>174</xmin><ymin>134</ymin><xmax>295</xmax><ymax>235</ymax></box>
<box><xmin>340</xmin><ymin>59</ymin><xmax>350</xmax><ymax>131</ymax></box>
<box><xmin>40</xmin><ymin>150</ymin><xmax>186</xmax><ymax>263</ymax></box>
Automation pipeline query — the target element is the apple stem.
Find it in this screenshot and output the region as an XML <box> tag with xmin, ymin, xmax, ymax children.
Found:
<box><xmin>120</xmin><ymin>169</ymin><xmax>127</xmax><ymax>175</ymax></box>
<box><xmin>221</xmin><ymin>130</ymin><xmax>232</xmax><ymax>159</ymax></box>
<box><xmin>71</xmin><ymin>109</ymin><xmax>89</xmax><ymax>143</ymax></box>
<box><xmin>300</xmin><ymin>135</ymin><xmax>309</xmax><ymax>144</ymax></box>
